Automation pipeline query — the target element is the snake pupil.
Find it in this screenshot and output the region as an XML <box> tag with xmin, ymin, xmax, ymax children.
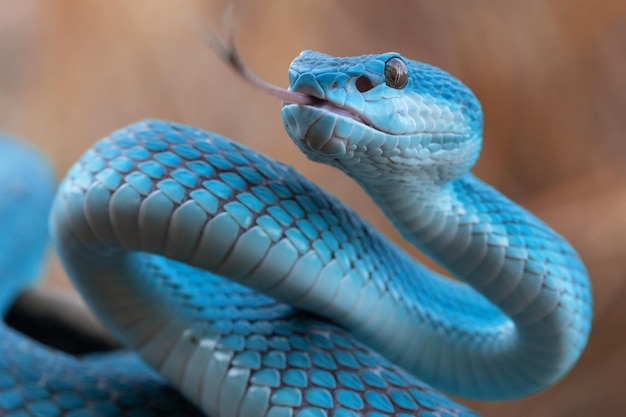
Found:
<box><xmin>384</xmin><ymin>57</ymin><xmax>408</xmax><ymax>89</ymax></box>
<box><xmin>355</xmin><ymin>75</ymin><xmax>374</xmax><ymax>92</ymax></box>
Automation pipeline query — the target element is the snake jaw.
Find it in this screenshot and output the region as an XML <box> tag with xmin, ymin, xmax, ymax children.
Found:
<box><xmin>283</xmin><ymin>96</ymin><xmax>400</xmax><ymax>160</ymax></box>
<box><xmin>286</xmin><ymin>94</ymin><xmax>469</xmax><ymax>142</ymax></box>
<box><xmin>282</xmin><ymin>97</ymin><xmax>394</xmax><ymax>159</ymax></box>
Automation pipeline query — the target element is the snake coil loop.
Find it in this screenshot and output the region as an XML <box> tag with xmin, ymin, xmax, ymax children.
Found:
<box><xmin>0</xmin><ymin>50</ymin><xmax>592</xmax><ymax>417</ymax></box>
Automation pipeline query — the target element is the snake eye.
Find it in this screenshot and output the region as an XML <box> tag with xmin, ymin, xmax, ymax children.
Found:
<box><xmin>384</xmin><ymin>57</ymin><xmax>408</xmax><ymax>89</ymax></box>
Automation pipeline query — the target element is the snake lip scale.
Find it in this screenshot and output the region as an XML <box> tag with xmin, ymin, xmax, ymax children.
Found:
<box><xmin>291</xmin><ymin>96</ymin><xmax>374</xmax><ymax>130</ymax></box>
<box><xmin>290</xmin><ymin>97</ymin><xmax>466</xmax><ymax>140</ymax></box>
<box><xmin>285</xmin><ymin>98</ymin><xmax>469</xmax><ymax>159</ymax></box>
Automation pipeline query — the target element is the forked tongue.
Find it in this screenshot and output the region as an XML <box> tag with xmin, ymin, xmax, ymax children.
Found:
<box><xmin>200</xmin><ymin>6</ymin><xmax>314</xmax><ymax>106</ymax></box>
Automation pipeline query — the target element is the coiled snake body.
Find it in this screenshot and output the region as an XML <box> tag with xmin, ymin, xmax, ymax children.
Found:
<box><xmin>0</xmin><ymin>51</ymin><xmax>592</xmax><ymax>416</ymax></box>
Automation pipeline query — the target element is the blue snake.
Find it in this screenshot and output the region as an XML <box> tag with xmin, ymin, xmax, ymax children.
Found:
<box><xmin>0</xmin><ymin>51</ymin><xmax>592</xmax><ymax>417</ymax></box>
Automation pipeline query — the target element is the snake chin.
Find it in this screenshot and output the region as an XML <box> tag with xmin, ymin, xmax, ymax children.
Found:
<box><xmin>282</xmin><ymin>103</ymin><xmax>346</xmax><ymax>158</ymax></box>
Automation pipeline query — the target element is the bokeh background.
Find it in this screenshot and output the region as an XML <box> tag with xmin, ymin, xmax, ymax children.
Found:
<box><xmin>1</xmin><ymin>1</ymin><xmax>625</xmax><ymax>416</ymax></box>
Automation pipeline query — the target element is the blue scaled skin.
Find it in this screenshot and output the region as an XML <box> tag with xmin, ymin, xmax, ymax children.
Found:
<box><xmin>0</xmin><ymin>136</ymin><xmax>204</xmax><ymax>417</ymax></box>
<box><xmin>0</xmin><ymin>136</ymin><xmax>54</xmax><ymax>314</ymax></box>
<box><xmin>0</xmin><ymin>50</ymin><xmax>583</xmax><ymax>417</ymax></box>
<box><xmin>51</xmin><ymin>120</ymin><xmax>478</xmax><ymax>417</ymax></box>
<box><xmin>283</xmin><ymin>51</ymin><xmax>591</xmax><ymax>398</ymax></box>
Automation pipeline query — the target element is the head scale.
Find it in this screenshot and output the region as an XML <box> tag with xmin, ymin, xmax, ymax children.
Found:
<box><xmin>281</xmin><ymin>51</ymin><xmax>483</xmax><ymax>187</ymax></box>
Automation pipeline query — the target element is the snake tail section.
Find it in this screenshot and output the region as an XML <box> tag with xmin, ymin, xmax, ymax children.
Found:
<box><xmin>0</xmin><ymin>135</ymin><xmax>54</xmax><ymax>315</ymax></box>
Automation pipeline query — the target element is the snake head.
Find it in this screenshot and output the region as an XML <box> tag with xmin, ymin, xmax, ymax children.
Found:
<box><xmin>281</xmin><ymin>51</ymin><xmax>483</xmax><ymax>186</ymax></box>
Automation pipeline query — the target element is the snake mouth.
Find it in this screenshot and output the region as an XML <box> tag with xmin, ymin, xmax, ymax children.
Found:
<box><xmin>283</xmin><ymin>94</ymin><xmax>470</xmax><ymax>152</ymax></box>
<box><xmin>289</xmin><ymin>97</ymin><xmax>468</xmax><ymax>139</ymax></box>
<box><xmin>307</xmin><ymin>98</ymin><xmax>374</xmax><ymax>129</ymax></box>
<box><xmin>284</xmin><ymin>95</ymin><xmax>380</xmax><ymax>133</ymax></box>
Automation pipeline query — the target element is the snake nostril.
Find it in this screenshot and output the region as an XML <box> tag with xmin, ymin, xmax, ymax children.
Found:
<box><xmin>355</xmin><ymin>75</ymin><xmax>374</xmax><ymax>93</ymax></box>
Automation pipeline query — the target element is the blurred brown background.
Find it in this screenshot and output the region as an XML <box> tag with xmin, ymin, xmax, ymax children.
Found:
<box><xmin>1</xmin><ymin>1</ymin><xmax>625</xmax><ymax>416</ymax></box>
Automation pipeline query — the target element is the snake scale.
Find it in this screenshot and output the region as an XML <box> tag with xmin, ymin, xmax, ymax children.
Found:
<box><xmin>0</xmin><ymin>51</ymin><xmax>592</xmax><ymax>417</ymax></box>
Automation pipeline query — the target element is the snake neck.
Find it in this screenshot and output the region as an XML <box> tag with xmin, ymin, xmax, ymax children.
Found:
<box><xmin>360</xmin><ymin>172</ymin><xmax>488</xmax><ymax>266</ymax></box>
<box><xmin>361</xmin><ymin>170</ymin><xmax>592</xmax><ymax>347</ymax></box>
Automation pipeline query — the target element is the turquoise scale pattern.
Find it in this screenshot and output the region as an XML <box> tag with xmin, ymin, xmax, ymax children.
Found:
<box><xmin>0</xmin><ymin>328</ymin><xmax>204</xmax><ymax>417</ymax></box>
<box><xmin>281</xmin><ymin>51</ymin><xmax>592</xmax><ymax>399</ymax></box>
<box><xmin>0</xmin><ymin>137</ymin><xmax>55</xmax><ymax>318</ymax></box>
<box><xmin>2</xmin><ymin>48</ymin><xmax>593</xmax><ymax>417</ymax></box>
<box><xmin>0</xmin><ymin>135</ymin><xmax>202</xmax><ymax>416</ymax></box>
<box><xmin>51</xmin><ymin>119</ymin><xmax>478</xmax><ymax>416</ymax></box>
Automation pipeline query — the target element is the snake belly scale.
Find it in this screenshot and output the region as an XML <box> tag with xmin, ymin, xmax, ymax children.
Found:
<box><xmin>1</xmin><ymin>51</ymin><xmax>592</xmax><ymax>417</ymax></box>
